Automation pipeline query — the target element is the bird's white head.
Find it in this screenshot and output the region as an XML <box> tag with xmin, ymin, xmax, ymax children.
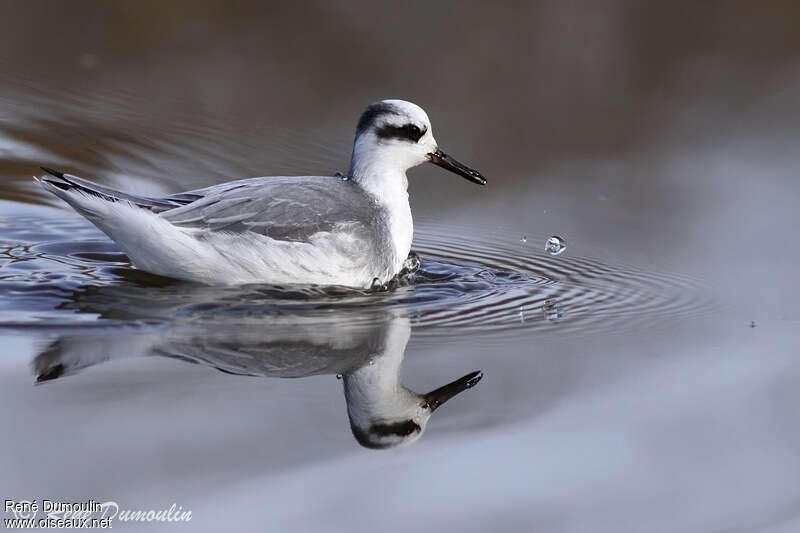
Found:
<box><xmin>348</xmin><ymin>99</ymin><xmax>487</xmax><ymax>192</ymax></box>
<box><xmin>340</xmin><ymin>312</ymin><xmax>483</xmax><ymax>449</ymax></box>
<box><xmin>344</xmin><ymin>370</ymin><xmax>483</xmax><ymax>449</ymax></box>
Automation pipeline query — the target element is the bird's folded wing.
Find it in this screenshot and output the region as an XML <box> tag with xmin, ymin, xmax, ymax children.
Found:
<box><xmin>160</xmin><ymin>176</ymin><xmax>380</xmax><ymax>243</ymax></box>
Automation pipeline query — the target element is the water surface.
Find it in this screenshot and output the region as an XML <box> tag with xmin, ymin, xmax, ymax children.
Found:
<box><xmin>2</xmin><ymin>3</ymin><xmax>800</xmax><ymax>532</ymax></box>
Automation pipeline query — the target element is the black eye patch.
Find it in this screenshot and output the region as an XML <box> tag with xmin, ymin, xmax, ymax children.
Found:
<box><xmin>369</xmin><ymin>419</ymin><xmax>421</xmax><ymax>437</ymax></box>
<box><xmin>375</xmin><ymin>123</ymin><xmax>426</xmax><ymax>143</ymax></box>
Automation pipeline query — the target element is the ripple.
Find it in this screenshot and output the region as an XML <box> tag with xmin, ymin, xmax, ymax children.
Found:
<box><xmin>0</xmin><ymin>212</ymin><xmax>715</xmax><ymax>340</ymax></box>
<box><xmin>398</xmin><ymin>224</ymin><xmax>715</xmax><ymax>340</ymax></box>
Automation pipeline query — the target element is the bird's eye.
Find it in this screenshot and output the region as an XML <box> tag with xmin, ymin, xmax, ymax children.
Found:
<box><xmin>374</xmin><ymin>122</ymin><xmax>425</xmax><ymax>142</ymax></box>
<box><xmin>405</xmin><ymin>124</ymin><xmax>423</xmax><ymax>142</ymax></box>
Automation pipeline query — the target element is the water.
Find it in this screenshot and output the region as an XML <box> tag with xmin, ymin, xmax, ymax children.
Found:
<box><xmin>2</xmin><ymin>3</ymin><xmax>800</xmax><ymax>532</ymax></box>
<box><xmin>0</xmin><ymin>210</ymin><xmax>710</xmax><ymax>340</ymax></box>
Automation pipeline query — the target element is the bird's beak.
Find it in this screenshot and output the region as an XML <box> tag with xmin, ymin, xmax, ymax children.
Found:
<box><xmin>423</xmin><ymin>370</ymin><xmax>483</xmax><ymax>411</ymax></box>
<box><xmin>428</xmin><ymin>149</ymin><xmax>487</xmax><ymax>185</ymax></box>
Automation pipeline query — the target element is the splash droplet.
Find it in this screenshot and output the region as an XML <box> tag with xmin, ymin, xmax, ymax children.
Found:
<box><xmin>545</xmin><ymin>236</ymin><xmax>566</xmax><ymax>256</ymax></box>
<box><xmin>336</xmin><ymin>374</ymin><xmax>343</xmax><ymax>380</ymax></box>
<box><xmin>542</xmin><ymin>299</ymin><xmax>564</xmax><ymax>323</ymax></box>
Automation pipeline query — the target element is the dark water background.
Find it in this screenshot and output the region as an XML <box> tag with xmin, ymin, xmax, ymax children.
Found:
<box><xmin>1</xmin><ymin>2</ymin><xmax>800</xmax><ymax>531</ymax></box>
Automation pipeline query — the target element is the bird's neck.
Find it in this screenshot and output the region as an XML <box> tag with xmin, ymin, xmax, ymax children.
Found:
<box><xmin>348</xmin><ymin>153</ymin><xmax>410</xmax><ymax>203</ymax></box>
<box><xmin>348</xmin><ymin>151</ymin><xmax>414</xmax><ymax>275</ymax></box>
<box><xmin>342</xmin><ymin>317</ymin><xmax>413</xmax><ymax>424</ymax></box>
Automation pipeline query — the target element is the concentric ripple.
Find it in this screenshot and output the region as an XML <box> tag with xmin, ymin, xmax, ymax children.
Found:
<box><xmin>404</xmin><ymin>223</ymin><xmax>715</xmax><ymax>339</ymax></box>
<box><xmin>0</xmin><ymin>208</ymin><xmax>715</xmax><ymax>340</ymax></box>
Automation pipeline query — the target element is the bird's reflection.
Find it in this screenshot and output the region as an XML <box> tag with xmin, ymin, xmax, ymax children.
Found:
<box><xmin>32</xmin><ymin>306</ymin><xmax>481</xmax><ymax>449</ymax></box>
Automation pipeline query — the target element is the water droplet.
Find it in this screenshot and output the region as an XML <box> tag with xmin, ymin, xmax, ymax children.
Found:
<box><xmin>401</xmin><ymin>252</ymin><xmax>420</xmax><ymax>274</ymax></box>
<box><xmin>368</xmin><ymin>358</ymin><xmax>375</xmax><ymax>366</ymax></box>
<box><xmin>336</xmin><ymin>374</ymin><xmax>342</xmax><ymax>380</ymax></box>
<box><xmin>545</xmin><ymin>236</ymin><xmax>566</xmax><ymax>256</ymax></box>
<box><xmin>542</xmin><ymin>299</ymin><xmax>564</xmax><ymax>323</ymax></box>
<box><xmin>520</xmin><ymin>236</ymin><xmax>527</xmax><ymax>243</ymax></box>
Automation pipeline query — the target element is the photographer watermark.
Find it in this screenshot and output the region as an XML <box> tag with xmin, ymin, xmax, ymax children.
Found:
<box><xmin>4</xmin><ymin>499</ymin><xmax>192</xmax><ymax>528</ymax></box>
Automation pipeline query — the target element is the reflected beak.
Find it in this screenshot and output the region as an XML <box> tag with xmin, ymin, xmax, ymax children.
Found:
<box><xmin>423</xmin><ymin>370</ymin><xmax>483</xmax><ymax>411</ymax></box>
<box><xmin>428</xmin><ymin>149</ymin><xmax>487</xmax><ymax>185</ymax></box>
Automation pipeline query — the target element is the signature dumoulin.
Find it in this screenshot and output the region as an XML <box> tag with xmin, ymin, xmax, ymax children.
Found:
<box><xmin>4</xmin><ymin>499</ymin><xmax>192</xmax><ymax>527</ymax></box>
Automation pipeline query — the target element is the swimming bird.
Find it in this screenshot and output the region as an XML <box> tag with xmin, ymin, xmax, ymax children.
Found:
<box><xmin>37</xmin><ymin>100</ymin><xmax>486</xmax><ymax>288</ymax></box>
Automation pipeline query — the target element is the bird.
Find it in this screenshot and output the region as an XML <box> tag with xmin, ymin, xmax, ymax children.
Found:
<box><xmin>36</xmin><ymin>99</ymin><xmax>487</xmax><ymax>288</ymax></box>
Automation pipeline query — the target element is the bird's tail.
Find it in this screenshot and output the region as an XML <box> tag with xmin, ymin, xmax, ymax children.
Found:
<box><xmin>37</xmin><ymin>167</ymin><xmax>183</xmax><ymax>212</ymax></box>
<box><xmin>33</xmin><ymin>332</ymin><xmax>159</xmax><ymax>383</ymax></box>
<box><xmin>35</xmin><ymin>167</ymin><xmax>210</xmax><ymax>280</ymax></box>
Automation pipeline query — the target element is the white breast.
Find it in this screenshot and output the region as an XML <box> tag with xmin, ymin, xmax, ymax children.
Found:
<box><xmin>354</xmin><ymin>168</ymin><xmax>414</xmax><ymax>276</ymax></box>
<box><xmin>384</xmin><ymin>190</ymin><xmax>413</xmax><ymax>273</ymax></box>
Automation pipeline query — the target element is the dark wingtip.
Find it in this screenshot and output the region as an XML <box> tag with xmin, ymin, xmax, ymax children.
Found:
<box><xmin>40</xmin><ymin>167</ymin><xmax>65</xmax><ymax>179</ymax></box>
<box><xmin>36</xmin><ymin>363</ymin><xmax>65</xmax><ymax>383</ymax></box>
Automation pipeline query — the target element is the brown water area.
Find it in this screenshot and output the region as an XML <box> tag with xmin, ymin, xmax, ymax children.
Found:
<box><xmin>1</xmin><ymin>2</ymin><xmax>800</xmax><ymax>531</ymax></box>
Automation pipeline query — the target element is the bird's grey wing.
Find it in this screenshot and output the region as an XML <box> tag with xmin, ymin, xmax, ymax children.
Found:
<box><xmin>159</xmin><ymin>176</ymin><xmax>382</xmax><ymax>243</ymax></box>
